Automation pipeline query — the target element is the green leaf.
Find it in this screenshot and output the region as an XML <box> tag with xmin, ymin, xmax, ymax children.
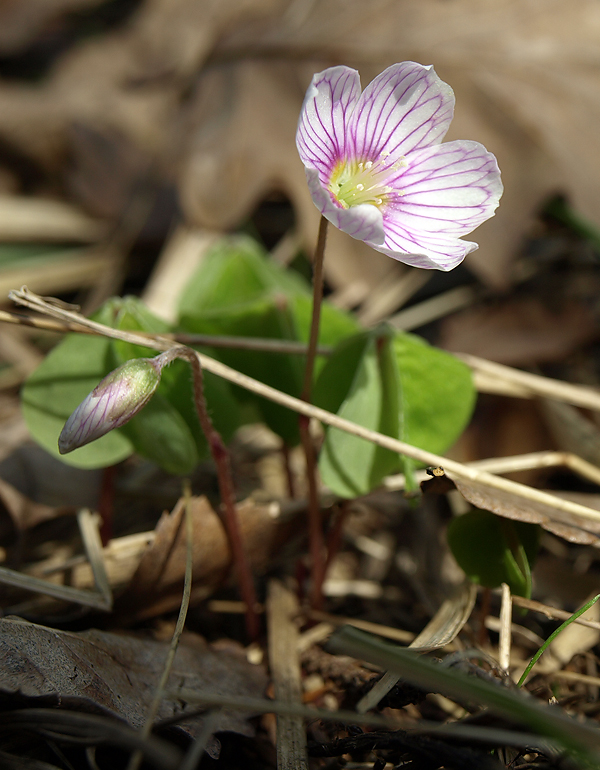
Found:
<box><xmin>178</xmin><ymin>235</ymin><xmax>309</xmax><ymax>317</ymax></box>
<box><xmin>178</xmin><ymin>236</ymin><xmax>359</xmax><ymax>445</ymax></box>
<box><xmin>21</xmin><ymin>333</ymin><xmax>133</xmax><ymax>469</ymax></box>
<box><xmin>289</xmin><ymin>294</ymin><xmax>360</xmax><ymax>377</ymax></box>
<box><xmin>447</xmin><ymin>509</ymin><xmax>540</xmax><ymax>596</ymax></box>
<box><xmin>393</xmin><ymin>332</ymin><xmax>476</xmax><ymax>456</ymax></box>
<box><xmin>121</xmin><ymin>393</ymin><xmax>198</xmax><ymax>475</ymax></box>
<box><xmin>109</xmin><ymin>296</ymin><xmax>171</xmax><ymax>363</ymax></box>
<box><xmin>312</xmin><ymin>332</ymin><xmax>371</xmax><ymax>415</ymax></box>
<box><xmin>315</xmin><ymin>328</ymin><xmax>477</xmax><ymax>497</ymax></box>
<box><xmin>318</xmin><ymin>330</ymin><xmax>401</xmax><ymax>497</ymax></box>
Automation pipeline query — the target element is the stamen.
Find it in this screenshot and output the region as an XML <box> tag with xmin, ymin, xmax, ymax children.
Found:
<box><xmin>328</xmin><ymin>155</ymin><xmax>402</xmax><ymax>209</ymax></box>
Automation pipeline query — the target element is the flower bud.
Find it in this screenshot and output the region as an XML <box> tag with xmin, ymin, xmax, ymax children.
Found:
<box><xmin>58</xmin><ymin>356</ymin><xmax>164</xmax><ymax>454</ymax></box>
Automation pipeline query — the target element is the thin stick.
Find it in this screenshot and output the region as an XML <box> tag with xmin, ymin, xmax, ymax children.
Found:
<box><xmin>177</xmin><ymin>332</ymin><xmax>331</xmax><ymax>356</ymax></box>
<box><xmin>517</xmin><ymin>594</ymin><xmax>600</xmax><ymax>687</ymax></box>
<box><xmin>456</xmin><ymin>352</ymin><xmax>600</xmax><ymax>412</ymax></box>
<box><xmin>306</xmin><ymin>609</ymin><xmax>414</xmax><ymax>644</ymax></box>
<box><xmin>267</xmin><ymin>580</ymin><xmax>309</xmax><ymax>770</ymax></box>
<box><xmin>6</xmin><ymin>292</ymin><xmax>600</xmax><ymax>410</ymax></box>
<box><xmin>10</xmin><ymin>288</ymin><xmax>600</xmax><ymax>529</ymax></box>
<box><xmin>389</xmin><ymin>285</ymin><xmax>476</xmax><ymax>330</ymax></box>
<box><xmin>498</xmin><ymin>582</ymin><xmax>512</xmax><ymax>673</ymax></box>
<box><xmin>0</xmin><ymin>309</ymin><xmax>331</xmax><ymax>355</ymax></box>
<box><xmin>8</xmin><ymin>297</ymin><xmax>600</xmax><ymax>411</ymax></box>
<box><xmin>385</xmin><ymin>449</ymin><xmax>600</xmax><ymax>490</ymax></box>
<box><xmin>300</xmin><ymin>216</ymin><xmax>328</xmax><ymax>610</ymax></box>
<box><xmin>167</xmin><ymin>689</ymin><xmax>394</xmax><ymax>729</ymax></box>
<box><xmin>127</xmin><ymin>481</ymin><xmax>194</xmax><ymax>770</ymax></box>
<box><xmin>510</xmin><ymin>594</ymin><xmax>600</xmax><ymax>631</ymax></box>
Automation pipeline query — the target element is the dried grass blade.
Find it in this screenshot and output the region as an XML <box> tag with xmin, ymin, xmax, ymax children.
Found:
<box><xmin>356</xmin><ymin>582</ymin><xmax>476</xmax><ymax>713</ymax></box>
<box><xmin>0</xmin><ymin>564</ymin><xmax>110</xmax><ymax>610</ymax></box>
<box><xmin>77</xmin><ymin>509</ymin><xmax>112</xmax><ymax>608</ymax></box>
<box><xmin>267</xmin><ymin>580</ymin><xmax>308</xmax><ymax>770</ymax></box>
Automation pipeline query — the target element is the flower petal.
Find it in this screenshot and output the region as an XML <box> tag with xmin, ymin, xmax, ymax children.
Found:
<box><xmin>384</xmin><ymin>140</ymin><xmax>503</xmax><ymax>235</ymax></box>
<box><xmin>306</xmin><ymin>168</ymin><xmax>385</xmax><ymax>244</ymax></box>
<box><xmin>368</xmin><ymin>223</ymin><xmax>478</xmax><ymax>271</ymax></box>
<box><xmin>349</xmin><ymin>62</ymin><xmax>454</xmax><ymax>163</ymax></box>
<box><xmin>296</xmin><ymin>66</ymin><xmax>361</xmax><ymax>183</ymax></box>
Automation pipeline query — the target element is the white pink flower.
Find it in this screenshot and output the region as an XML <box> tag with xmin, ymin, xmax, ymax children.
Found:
<box><xmin>296</xmin><ymin>62</ymin><xmax>503</xmax><ymax>271</ymax></box>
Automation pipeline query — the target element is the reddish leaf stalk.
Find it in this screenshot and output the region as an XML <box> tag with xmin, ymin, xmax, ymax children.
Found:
<box><xmin>300</xmin><ymin>215</ymin><xmax>328</xmax><ymax>609</ymax></box>
<box><xmin>281</xmin><ymin>443</ymin><xmax>296</xmax><ymax>500</ymax></box>
<box><xmin>169</xmin><ymin>346</ymin><xmax>260</xmax><ymax>641</ymax></box>
<box><xmin>98</xmin><ymin>465</ymin><xmax>116</xmax><ymax>546</ymax></box>
<box><xmin>324</xmin><ymin>502</ymin><xmax>350</xmax><ymax>577</ymax></box>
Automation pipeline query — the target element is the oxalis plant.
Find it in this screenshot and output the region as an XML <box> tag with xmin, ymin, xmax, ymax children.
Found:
<box><xmin>22</xmin><ymin>61</ymin><xmax>503</xmax><ymax>637</ymax></box>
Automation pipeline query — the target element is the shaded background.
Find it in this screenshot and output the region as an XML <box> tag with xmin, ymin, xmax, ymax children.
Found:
<box><xmin>0</xmin><ymin>0</ymin><xmax>599</xmax><ymax>292</ymax></box>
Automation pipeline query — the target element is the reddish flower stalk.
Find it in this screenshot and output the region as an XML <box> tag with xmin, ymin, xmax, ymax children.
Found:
<box><xmin>300</xmin><ymin>215</ymin><xmax>328</xmax><ymax>610</ymax></box>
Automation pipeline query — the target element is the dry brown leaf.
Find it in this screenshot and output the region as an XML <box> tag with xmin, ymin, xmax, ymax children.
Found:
<box><xmin>65</xmin><ymin>124</ymin><xmax>151</xmax><ymax>220</ymax></box>
<box><xmin>131</xmin><ymin>0</ymin><xmax>286</xmax><ymax>80</ymax></box>
<box><xmin>354</xmin><ymin>581</ymin><xmax>476</xmax><ymax>712</ymax></box>
<box><xmin>0</xmin><ymin>616</ymin><xmax>267</xmax><ymax>749</ymax></box>
<box><xmin>541</xmin><ymin>399</ymin><xmax>600</xmax><ymax>468</ymax></box>
<box><xmin>119</xmin><ymin>494</ymin><xmax>302</xmax><ymax>620</ymax></box>
<box><xmin>447</xmin><ymin>472</ymin><xmax>600</xmax><ymax>546</ymax></box>
<box><xmin>0</xmin><ymin>0</ymin><xmax>104</xmax><ymax>54</ymax></box>
<box><xmin>0</xmin><ymin>475</ymin><xmax>73</xmax><ymax>539</ymax></box>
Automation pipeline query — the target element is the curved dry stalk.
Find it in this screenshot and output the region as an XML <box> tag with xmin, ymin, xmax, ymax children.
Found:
<box><xmin>456</xmin><ymin>352</ymin><xmax>600</xmax><ymax>412</ymax></box>
<box><xmin>127</xmin><ymin>481</ymin><xmax>194</xmax><ymax>770</ymax></box>
<box><xmin>0</xmin><ymin>308</ymin><xmax>331</xmax><ymax>355</ymax></box>
<box><xmin>385</xmin><ymin>450</ymin><xmax>600</xmax><ymax>490</ymax></box>
<box><xmin>9</xmin><ymin>288</ymin><xmax>600</xmax><ymax>529</ymax></box>
<box><xmin>6</xmin><ymin>296</ymin><xmax>600</xmax><ymax>411</ymax></box>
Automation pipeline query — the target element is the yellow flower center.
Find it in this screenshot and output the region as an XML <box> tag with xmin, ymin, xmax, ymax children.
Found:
<box><xmin>328</xmin><ymin>156</ymin><xmax>406</xmax><ymax>209</ymax></box>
